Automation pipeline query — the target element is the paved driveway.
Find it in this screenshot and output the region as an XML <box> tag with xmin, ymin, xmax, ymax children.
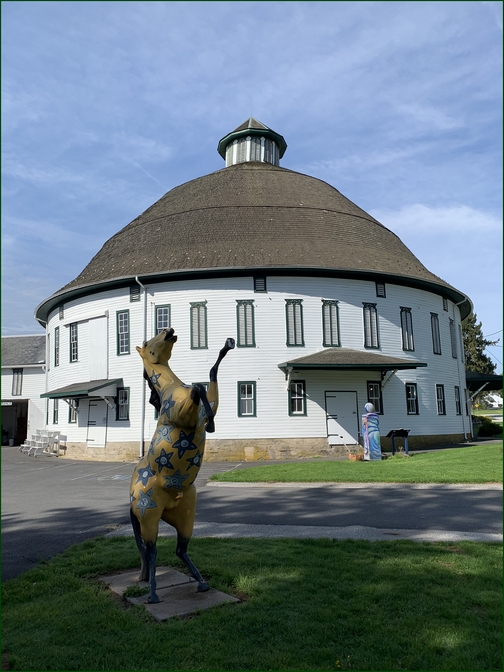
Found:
<box><xmin>2</xmin><ymin>446</ymin><xmax>502</xmax><ymax>582</ymax></box>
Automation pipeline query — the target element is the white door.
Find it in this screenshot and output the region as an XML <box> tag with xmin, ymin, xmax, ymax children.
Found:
<box><xmin>325</xmin><ymin>391</ymin><xmax>359</xmax><ymax>444</ymax></box>
<box><xmin>87</xmin><ymin>400</ymin><xmax>108</xmax><ymax>448</ymax></box>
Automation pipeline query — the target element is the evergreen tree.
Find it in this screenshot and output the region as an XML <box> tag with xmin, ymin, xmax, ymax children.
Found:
<box><xmin>462</xmin><ymin>313</ymin><xmax>498</xmax><ymax>374</ymax></box>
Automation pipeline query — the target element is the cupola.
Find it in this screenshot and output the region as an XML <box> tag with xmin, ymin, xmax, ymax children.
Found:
<box><xmin>217</xmin><ymin>117</ymin><xmax>287</xmax><ymax>167</ymax></box>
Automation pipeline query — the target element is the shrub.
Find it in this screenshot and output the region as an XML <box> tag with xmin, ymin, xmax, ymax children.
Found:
<box><xmin>477</xmin><ymin>416</ymin><xmax>502</xmax><ymax>437</ymax></box>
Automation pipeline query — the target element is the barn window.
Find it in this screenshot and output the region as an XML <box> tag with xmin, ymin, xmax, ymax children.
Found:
<box><xmin>53</xmin><ymin>398</ymin><xmax>59</xmax><ymax>424</ymax></box>
<box><xmin>449</xmin><ymin>319</ymin><xmax>457</xmax><ymax>358</ymax></box>
<box><xmin>405</xmin><ymin>384</ymin><xmax>419</xmax><ymax>415</ymax></box>
<box><xmin>289</xmin><ymin>381</ymin><xmax>306</xmax><ymax>416</ymax></box>
<box><xmin>117</xmin><ymin>311</ymin><xmax>130</xmax><ymax>355</ymax></box>
<box><xmin>375</xmin><ymin>282</ymin><xmax>386</xmax><ymax>298</ymax></box>
<box><xmin>236</xmin><ymin>300</ymin><xmax>255</xmax><ymax>347</ymax></box>
<box><xmin>156</xmin><ymin>305</ymin><xmax>171</xmax><ymax>334</ymax></box>
<box><xmin>190</xmin><ymin>302</ymin><xmax>208</xmax><ymax>349</ymax></box>
<box><xmin>286</xmin><ymin>300</ymin><xmax>304</xmax><ymax>346</ymax></box>
<box><xmin>116</xmin><ymin>388</ymin><xmax>130</xmax><ymax>421</ymax></box>
<box><xmin>454</xmin><ymin>387</ymin><xmax>462</xmax><ymax>415</ymax></box>
<box><xmin>367</xmin><ymin>381</ymin><xmax>383</xmax><ymax>414</ymax></box>
<box><xmin>12</xmin><ymin>369</ymin><xmax>23</xmax><ymax>396</ymax></box>
<box><xmin>68</xmin><ymin>399</ymin><xmax>79</xmax><ymax>423</ymax></box>
<box><xmin>322</xmin><ymin>300</ymin><xmax>340</xmax><ymax>347</ymax></box>
<box><xmin>436</xmin><ymin>385</ymin><xmax>446</xmax><ymax>415</ymax></box>
<box><xmin>54</xmin><ymin>327</ymin><xmax>60</xmax><ymax>367</ymax></box>
<box><xmin>238</xmin><ymin>381</ymin><xmax>256</xmax><ymax>417</ymax></box>
<box><xmin>400</xmin><ymin>307</ymin><xmax>415</xmax><ymax>351</ymax></box>
<box><xmin>363</xmin><ymin>303</ymin><xmax>379</xmax><ymax>349</ymax></box>
<box><xmin>70</xmin><ymin>323</ymin><xmax>78</xmax><ymax>362</ymax></box>
<box><xmin>431</xmin><ymin>313</ymin><xmax>442</xmax><ymax>355</ymax></box>
<box><xmin>443</xmin><ymin>297</ymin><xmax>449</xmax><ymax>311</ymax></box>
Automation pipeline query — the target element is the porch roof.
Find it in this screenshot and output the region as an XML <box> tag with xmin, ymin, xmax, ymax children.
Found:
<box><xmin>465</xmin><ymin>370</ymin><xmax>503</xmax><ymax>392</ymax></box>
<box><xmin>41</xmin><ymin>378</ymin><xmax>123</xmax><ymax>399</ymax></box>
<box><xmin>278</xmin><ymin>348</ymin><xmax>427</xmax><ymax>372</ymax></box>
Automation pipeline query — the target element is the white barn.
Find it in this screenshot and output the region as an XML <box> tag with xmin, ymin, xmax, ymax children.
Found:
<box><xmin>32</xmin><ymin>118</ymin><xmax>473</xmax><ymax>461</ymax></box>
<box><xmin>1</xmin><ymin>335</ymin><xmax>46</xmax><ymax>446</ymax></box>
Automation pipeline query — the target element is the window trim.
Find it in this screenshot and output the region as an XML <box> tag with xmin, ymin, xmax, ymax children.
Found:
<box><xmin>53</xmin><ymin>398</ymin><xmax>59</xmax><ymax>424</ymax></box>
<box><xmin>431</xmin><ymin>313</ymin><xmax>442</xmax><ymax>355</ymax></box>
<box><xmin>236</xmin><ymin>300</ymin><xmax>256</xmax><ymax>347</ymax></box>
<box><xmin>116</xmin><ymin>387</ymin><xmax>130</xmax><ymax>421</ymax></box>
<box><xmin>155</xmin><ymin>304</ymin><xmax>171</xmax><ymax>335</ymax></box>
<box><xmin>69</xmin><ymin>323</ymin><xmax>78</xmax><ymax>362</ymax></box>
<box><xmin>322</xmin><ymin>300</ymin><xmax>340</xmax><ymax>347</ymax></box>
<box><xmin>285</xmin><ymin>299</ymin><xmax>304</xmax><ymax>347</ymax></box>
<box><xmin>12</xmin><ymin>368</ymin><xmax>23</xmax><ymax>396</ymax></box>
<box><xmin>436</xmin><ymin>384</ymin><xmax>446</xmax><ymax>415</ymax></box>
<box><xmin>237</xmin><ymin>381</ymin><xmax>257</xmax><ymax>417</ymax></box>
<box><xmin>367</xmin><ymin>381</ymin><xmax>383</xmax><ymax>415</ymax></box>
<box><xmin>363</xmin><ymin>303</ymin><xmax>379</xmax><ymax>349</ymax></box>
<box><xmin>400</xmin><ymin>307</ymin><xmax>415</xmax><ymax>351</ymax></box>
<box><xmin>190</xmin><ymin>301</ymin><xmax>208</xmax><ymax>349</ymax></box>
<box><xmin>116</xmin><ymin>310</ymin><xmax>130</xmax><ymax>356</ymax></box>
<box><xmin>405</xmin><ymin>383</ymin><xmax>419</xmax><ymax>415</ymax></box>
<box><xmin>289</xmin><ymin>380</ymin><xmax>307</xmax><ymax>416</ymax></box>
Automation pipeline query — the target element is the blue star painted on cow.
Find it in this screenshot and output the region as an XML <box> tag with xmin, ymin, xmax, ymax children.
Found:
<box><xmin>130</xmin><ymin>492</ymin><xmax>136</xmax><ymax>505</ymax></box>
<box><xmin>163</xmin><ymin>469</ymin><xmax>189</xmax><ymax>491</ymax></box>
<box><xmin>155</xmin><ymin>424</ymin><xmax>174</xmax><ymax>445</ymax></box>
<box><xmin>150</xmin><ymin>371</ymin><xmax>161</xmax><ymax>387</ymax></box>
<box><xmin>155</xmin><ymin>448</ymin><xmax>174</xmax><ymax>473</ymax></box>
<box><xmin>135</xmin><ymin>464</ymin><xmax>156</xmax><ymax>487</ymax></box>
<box><xmin>135</xmin><ymin>488</ymin><xmax>157</xmax><ymax>518</ymax></box>
<box><xmin>160</xmin><ymin>395</ymin><xmax>176</xmax><ymax>419</ymax></box>
<box><xmin>186</xmin><ymin>451</ymin><xmax>203</xmax><ymax>469</ymax></box>
<box><xmin>173</xmin><ymin>430</ymin><xmax>197</xmax><ymax>459</ymax></box>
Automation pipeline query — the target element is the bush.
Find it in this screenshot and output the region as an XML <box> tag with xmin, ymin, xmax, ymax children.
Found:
<box><xmin>477</xmin><ymin>416</ymin><xmax>502</xmax><ymax>437</ymax></box>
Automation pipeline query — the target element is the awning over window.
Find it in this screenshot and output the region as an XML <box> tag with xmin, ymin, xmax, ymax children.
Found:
<box><xmin>465</xmin><ymin>370</ymin><xmax>503</xmax><ymax>393</ymax></box>
<box><xmin>278</xmin><ymin>348</ymin><xmax>427</xmax><ymax>373</ymax></box>
<box><xmin>41</xmin><ymin>379</ymin><xmax>123</xmax><ymax>399</ymax></box>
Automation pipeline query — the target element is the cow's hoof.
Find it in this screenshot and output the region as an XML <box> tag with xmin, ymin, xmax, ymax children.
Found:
<box><xmin>226</xmin><ymin>338</ymin><xmax>235</xmax><ymax>349</ymax></box>
<box><xmin>205</xmin><ymin>418</ymin><xmax>215</xmax><ymax>433</ymax></box>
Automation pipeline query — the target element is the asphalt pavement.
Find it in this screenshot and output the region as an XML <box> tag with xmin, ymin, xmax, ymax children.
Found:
<box><xmin>1</xmin><ymin>444</ymin><xmax>502</xmax><ymax>582</ymax></box>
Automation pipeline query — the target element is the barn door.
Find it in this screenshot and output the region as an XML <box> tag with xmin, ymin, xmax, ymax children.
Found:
<box><xmin>325</xmin><ymin>391</ymin><xmax>359</xmax><ymax>445</ymax></box>
<box><xmin>87</xmin><ymin>400</ymin><xmax>108</xmax><ymax>448</ymax></box>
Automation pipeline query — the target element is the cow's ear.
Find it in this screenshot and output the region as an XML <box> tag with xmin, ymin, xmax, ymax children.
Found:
<box><xmin>136</xmin><ymin>346</ymin><xmax>143</xmax><ymax>355</ymax></box>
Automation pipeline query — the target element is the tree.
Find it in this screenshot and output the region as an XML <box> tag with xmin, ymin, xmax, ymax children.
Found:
<box><xmin>462</xmin><ymin>313</ymin><xmax>498</xmax><ymax>374</ymax></box>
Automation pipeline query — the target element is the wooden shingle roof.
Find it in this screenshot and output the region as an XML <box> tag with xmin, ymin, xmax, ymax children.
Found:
<box><xmin>35</xmin><ymin>161</ymin><xmax>471</xmax><ymax>323</ymax></box>
<box><xmin>1</xmin><ymin>335</ymin><xmax>46</xmax><ymax>367</ymax></box>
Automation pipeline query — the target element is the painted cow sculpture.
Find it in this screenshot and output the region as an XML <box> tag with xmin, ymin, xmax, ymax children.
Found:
<box><xmin>130</xmin><ymin>327</ymin><xmax>234</xmax><ymax>603</ymax></box>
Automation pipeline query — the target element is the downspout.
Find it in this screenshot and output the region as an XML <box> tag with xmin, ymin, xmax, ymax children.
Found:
<box><xmin>453</xmin><ymin>299</ymin><xmax>468</xmax><ymax>440</ymax></box>
<box><xmin>135</xmin><ymin>277</ymin><xmax>147</xmax><ymax>458</ymax></box>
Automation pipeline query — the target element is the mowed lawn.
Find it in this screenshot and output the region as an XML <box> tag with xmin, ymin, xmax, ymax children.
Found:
<box><xmin>210</xmin><ymin>443</ymin><xmax>503</xmax><ymax>484</ymax></box>
<box><xmin>2</xmin><ymin>537</ymin><xmax>502</xmax><ymax>671</ymax></box>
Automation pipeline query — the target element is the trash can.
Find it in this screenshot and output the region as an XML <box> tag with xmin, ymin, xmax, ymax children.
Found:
<box><xmin>8</xmin><ymin>439</ymin><xmax>14</xmax><ymax>447</ymax></box>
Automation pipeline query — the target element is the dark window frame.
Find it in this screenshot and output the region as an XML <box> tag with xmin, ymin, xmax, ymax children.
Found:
<box><xmin>405</xmin><ymin>383</ymin><xmax>419</xmax><ymax>415</ymax></box>
<box><xmin>363</xmin><ymin>303</ymin><xmax>379</xmax><ymax>349</ymax></box>
<box><xmin>69</xmin><ymin>323</ymin><xmax>78</xmax><ymax>362</ymax></box>
<box><xmin>289</xmin><ymin>380</ymin><xmax>307</xmax><ymax>416</ymax></box>
<box><xmin>190</xmin><ymin>302</ymin><xmax>208</xmax><ymax>349</ymax></box>
<box><xmin>367</xmin><ymin>381</ymin><xmax>383</xmax><ymax>415</ymax></box>
<box><xmin>436</xmin><ymin>384</ymin><xmax>446</xmax><ymax>415</ymax></box>
<box><xmin>236</xmin><ymin>300</ymin><xmax>256</xmax><ymax>347</ymax></box>
<box><xmin>116</xmin><ymin>310</ymin><xmax>130</xmax><ymax>356</ymax></box>
<box><xmin>237</xmin><ymin>381</ymin><xmax>257</xmax><ymax>417</ymax></box>
<box><xmin>322</xmin><ymin>300</ymin><xmax>340</xmax><ymax>347</ymax></box>
<box><xmin>431</xmin><ymin>313</ymin><xmax>442</xmax><ymax>355</ymax></box>
<box><xmin>12</xmin><ymin>368</ymin><xmax>23</xmax><ymax>396</ymax></box>
<box><xmin>116</xmin><ymin>387</ymin><xmax>130</xmax><ymax>421</ymax></box>
<box><xmin>400</xmin><ymin>307</ymin><xmax>415</xmax><ymax>351</ymax></box>
<box><xmin>285</xmin><ymin>299</ymin><xmax>305</xmax><ymax>347</ymax></box>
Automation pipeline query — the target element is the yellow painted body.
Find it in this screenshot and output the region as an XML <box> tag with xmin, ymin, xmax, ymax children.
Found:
<box><xmin>129</xmin><ymin>330</ymin><xmax>218</xmax><ymax>545</ymax></box>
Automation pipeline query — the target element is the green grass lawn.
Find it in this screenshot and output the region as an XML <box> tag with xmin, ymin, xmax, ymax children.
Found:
<box><xmin>211</xmin><ymin>443</ymin><xmax>503</xmax><ymax>484</ymax></box>
<box><xmin>2</xmin><ymin>537</ymin><xmax>502</xmax><ymax>671</ymax></box>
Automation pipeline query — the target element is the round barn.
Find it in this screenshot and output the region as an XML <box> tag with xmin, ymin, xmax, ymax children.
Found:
<box><xmin>35</xmin><ymin>118</ymin><xmax>473</xmax><ymax>461</ymax></box>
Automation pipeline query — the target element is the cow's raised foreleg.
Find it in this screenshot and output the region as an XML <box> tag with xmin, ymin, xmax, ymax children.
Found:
<box><xmin>210</xmin><ymin>338</ymin><xmax>235</xmax><ymax>383</ymax></box>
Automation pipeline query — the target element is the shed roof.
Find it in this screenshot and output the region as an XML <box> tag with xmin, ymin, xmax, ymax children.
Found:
<box><xmin>1</xmin><ymin>335</ymin><xmax>46</xmax><ymax>367</ymax></box>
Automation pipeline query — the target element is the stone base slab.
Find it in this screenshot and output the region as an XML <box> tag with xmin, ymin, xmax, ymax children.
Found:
<box><xmin>58</xmin><ymin>434</ymin><xmax>469</xmax><ymax>462</ymax></box>
<box><xmin>99</xmin><ymin>566</ymin><xmax>239</xmax><ymax>622</ymax></box>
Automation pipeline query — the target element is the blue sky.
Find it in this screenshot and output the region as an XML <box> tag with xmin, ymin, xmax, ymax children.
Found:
<box><xmin>2</xmin><ymin>1</ymin><xmax>502</xmax><ymax>369</ymax></box>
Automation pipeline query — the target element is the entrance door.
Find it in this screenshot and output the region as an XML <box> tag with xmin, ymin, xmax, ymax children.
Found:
<box><xmin>87</xmin><ymin>400</ymin><xmax>108</xmax><ymax>448</ymax></box>
<box><xmin>325</xmin><ymin>391</ymin><xmax>359</xmax><ymax>445</ymax></box>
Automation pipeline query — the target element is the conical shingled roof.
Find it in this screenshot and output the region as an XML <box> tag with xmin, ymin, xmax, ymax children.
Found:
<box><xmin>35</xmin><ymin>158</ymin><xmax>471</xmax><ymax>323</ymax></box>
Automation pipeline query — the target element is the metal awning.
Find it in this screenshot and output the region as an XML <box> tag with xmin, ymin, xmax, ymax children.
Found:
<box><xmin>465</xmin><ymin>370</ymin><xmax>503</xmax><ymax>393</ymax></box>
<box><xmin>278</xmin><ymin>348</ymin><xmax>427</xmax><ymax>373</ymax></box>
<box><xmin>41</xmin><ymin>378</ymin><xmax>123</xmax><ymax>399</ymax></box>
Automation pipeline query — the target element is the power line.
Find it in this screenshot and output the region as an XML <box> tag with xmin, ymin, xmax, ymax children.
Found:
<box><xmin>484</xmin><ymin>329</ymin><xmax>503</xmax><ymax>338</ymax></box>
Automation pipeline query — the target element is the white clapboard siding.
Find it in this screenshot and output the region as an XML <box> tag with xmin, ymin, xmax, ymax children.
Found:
<box><xmin>43</xmin><ymin>274</ymin><xmax>469</xmax><ymax>446</ymax></box>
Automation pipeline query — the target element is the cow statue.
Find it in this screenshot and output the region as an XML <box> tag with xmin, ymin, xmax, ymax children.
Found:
<box><xmin>130</xmin><ymin>327</ymin><xmax>235</xmax><ymax>603</ymax></box>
